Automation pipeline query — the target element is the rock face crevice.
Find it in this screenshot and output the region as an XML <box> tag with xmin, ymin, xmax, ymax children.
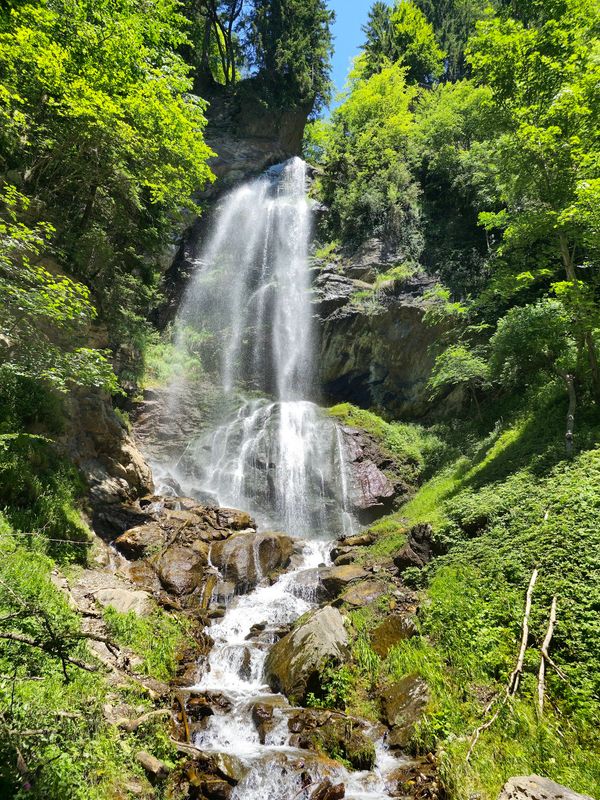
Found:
<box><xmin>314</xmin><ymin>238</ymin><xmax>455</xmax><ymax>419</ymax></box>
<box><xmin>60</xmin><ymin>389</ymin><xmax>153</xmax><ymax>506</ymax></box>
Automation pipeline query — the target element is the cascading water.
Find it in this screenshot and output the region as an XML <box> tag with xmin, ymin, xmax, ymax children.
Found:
<box><xmin>150</xmin><ymin>159</ymin><xmax>406</xmax><ymax>799</ymax></box>
<box><xmin>163</xmin><ymin>157</ymin><xmax>356</xmax><ymax>538</ymax></box>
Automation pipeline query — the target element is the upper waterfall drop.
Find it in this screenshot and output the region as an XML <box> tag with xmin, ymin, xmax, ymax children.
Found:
<box><xmin>177</xmin><ymin>156</ymin><xmax>315</xmax><ymax>401</ymax></box>
<box><xmin>165</xmin><ymin>157</ymin><xmax>357</xmax><ymax>538</ymax></box>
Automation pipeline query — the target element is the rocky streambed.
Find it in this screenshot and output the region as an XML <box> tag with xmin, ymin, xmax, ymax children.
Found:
<box><xmin>86</xmin><ymin>488</ymin><xmax>439</xmax><ymax>800</ymax></box>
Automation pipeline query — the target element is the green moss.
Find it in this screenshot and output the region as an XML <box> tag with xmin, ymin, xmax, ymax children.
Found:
<box><xmin>328</xmin><ymin>402</ymin><xmax>450</xmax><ymax>486</ymax></box>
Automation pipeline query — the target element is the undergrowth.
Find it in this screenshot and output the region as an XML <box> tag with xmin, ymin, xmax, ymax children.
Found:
<box><xmin>328</xmin><ymin>388</ymin><xmax>600</xmax><ymax>799</ymax></box>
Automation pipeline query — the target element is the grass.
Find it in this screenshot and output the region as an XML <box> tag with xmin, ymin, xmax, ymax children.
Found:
<box><xmin>327</xmin><ymin>389</ymin><xmax>600</xmax><ymax>799</ymax></box>
<box><xmin>103</xmin><ymin>606</ymin><xmax>190</xmax><ymax>682</ymax></box>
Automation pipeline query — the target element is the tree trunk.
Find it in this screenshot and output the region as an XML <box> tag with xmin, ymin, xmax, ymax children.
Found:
<box><xmin>559</xmin><ymin>232</ymin><xmax>600</xmax><ymax>400</ymax></box>
<box><xmin>564</xmin><ymin>372</ymin><xmax>576</xmax><ymax>457</ymax></box>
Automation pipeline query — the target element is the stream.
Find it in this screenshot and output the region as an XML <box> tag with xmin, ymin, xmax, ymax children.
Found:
<box><xmin>150</xmin><ymin>158</ymin><xmax>407</xmax><ymax>798</ymax></box>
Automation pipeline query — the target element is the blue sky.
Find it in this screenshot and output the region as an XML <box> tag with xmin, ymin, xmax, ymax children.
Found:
<box><xmin>327</xmin><ymin>0</ymin><xmax>390</xmax><ymax>100</ymax></box>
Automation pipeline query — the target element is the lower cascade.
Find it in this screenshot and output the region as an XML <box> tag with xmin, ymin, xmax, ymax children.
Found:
<box><xmin>151</xmin><ymin>159</ymin><xmax>404</xmax><ymax>797</ymax></box>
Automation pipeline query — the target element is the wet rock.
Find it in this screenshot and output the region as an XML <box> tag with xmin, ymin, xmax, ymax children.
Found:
<box><xmin>340</xmin><ymin>579</ymin><xmax>387</xmax><ymax>607</ymax></box>
<box><xmin>311</xmin><ymin>779</ymin><xmax>346</xmax><ymax>800</ymax></box>
<box><xmin>289</xmin><ymin>709</ymin><xmax>376</xmax><ymax>771</ymax></box>
<box><xmin>246</xmin><ymin>622</ymin><xmax>267</xmax><ymax>639</ymax></box>
<box><xmin>320</xmin><ymin>564</ymin><xmax>369</xmax><ymax>598</ymax></box>
<box><xmin>386</xmin><ymin>756</ymin><xmax>439</xmax><ymax>800</ymax></box>
<box><xmin>186</xmin><ymin>696</ymin><xmax>215</xmax><ymax>721</ymax></box>
<box><xmin>251</xmin><ymin>702</ymin><xmax>274</xmax><ymax>744</ymax></box>
<box><xmin>94</xmin><ymin>587</ymin><xmax>153</xmax><ymax>616</ymax></box>
<box><xmin>370</xmin><ymin>614</ymin><xmax>416</xmax><ymax>658</ymax></box>
<box><xmin>216</xmin><ymin>507</ymin><xmax>255</xmax><ymax>531</ymax></box>
<box><xmin>156</xmin><ymin>542</ymin><xmax>209</xmax><ymax>596</ymax></box>
<box><xmin>288</xmin><ymin>568</ymin><xmax>329</xmax><ymax>604</ymax></box>
<box><xmin>212</xmin><ymin>580</ymin><xmax>236</xmax><ymax>606</ymax></box>
<box><xmin>200</xmin><ymin>777</ymin><xmax>232</xmax><ymax>799</ymax></box>
<box><xmin>210</xmin><ymin>530</ymin><xmax>295</xmax><ymax>593</ymax></box>
<box><xmin>265</xmin><ymin>606</ymin><xmax>349</xmax><ymax>702</ymax></box>
<box><xmin>136</xmin><ymin>750</ymin><xmax>170</xmax><ymax>780</ymax></box>
<box><xmin>498</xmin><ymin>776</ymin><xmax>594</xmax><ymax>800</ymax></box>
<box><xmin>339</xmin><ymin>427</ymin><xmax>405</xmax><ymax>516</ymax></box>
<box><xmin>382</xmin><ymin>674</ymin><xmax>429</xmax><ymax>749</ymax></box>
<box><xmin>239</xmin><ymin>647</ymin><xmax>253</xmax><ymax>680</ymax></box>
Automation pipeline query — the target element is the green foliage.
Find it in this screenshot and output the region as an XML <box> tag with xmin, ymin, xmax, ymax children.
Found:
<box><xmin>0</xmin><ymin>0</ymin><xmax>215</xmax><ymax>362</ymax></box>
<box><xmin>103</xmin><ymin>606</ymin><xmax>188</xmax><ymax>682</ymax></box>
<box><xmin>414</xmin><ymin>0</ymin><xmax>491</xmax><ymax>81</ymax></box>
<box><xmin>364</xmin><ymin>394</ymin><xmax>600</xmax><ymax>797</ymax></box>
<box><xmin>142</xmin><ymin>327</ymin><xmax>206</xmax><ymax>387</ymax></box>
<box><xmin>306</xmin><ymin>660</ymin><xmax>354</xmax><ymax>710</ymax></box>
<box><xmin>244</xmin><ymin>0</ymin><xmax>334</xmax><ymax>111</ymax></box>
<box><xmin>427</xmin><ymin>344</ymin><xmax>490</xmax><ymax>408</ymax></box>
<box><xmin>315</xmin><ymin>59</ymin><xmax>422</xmax><ymax>251</ymax></box>
<box><xmin>0</xmin><ymin>187</ymin><xmax>118</xmax><ymax>393</ymax></box>
<box><xmin>362</xmin><ymin>0</ymin><xmax>445</xmax><ymax>85</ymax></box>
<box><xmin>490</xmin><ymin>299</ymin><xmax>577</xmax><ymax>384</ymax></box>
<box><xmin>0</xmin><ymin>433</ymin><xmax>90</xmax><ymax>564</ymax></box>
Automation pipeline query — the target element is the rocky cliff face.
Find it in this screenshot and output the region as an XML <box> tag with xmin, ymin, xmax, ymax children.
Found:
<box><xmin>314</xmin><ymin>239</ymin><xmax>444</xmax><ymax>419</ymax></box>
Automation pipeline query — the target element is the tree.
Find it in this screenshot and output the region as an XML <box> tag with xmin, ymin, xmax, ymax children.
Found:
<box><xmin>317</xmin><ymin>60</ymin><xmax>422</xmax><ymax>250</ymax></box>
<box><xmin>0</xmin><ymin>0</ymin><xmax>215</xmax><ymax>372</ymax></box>
<box><xmin>245</xmin><ymin>0</ymin><xmax>334</xmax><ymax>112</ymax></box>
<box><xmin>0</xmin><ymin>186</ymin><xmax>117</xmax><ymax>392</ymax></box>
<box><xmin>468</xmin><ymin>0</ymin><xmax>600</xmax><ymax>398</ymax></box>
<box><xmin>490</xmin><ymin>299</ymin><xmax>580</xmax><ymax>453</ymax></box>
<box><xmin>414</xmin><ymin>0</ymin><xmax>490</xmax><ymax>81</ymax></box>
<box><xmin>428</xmin><ymin>344</ymin><xmax>490</xmax><ymax>417</ymax></box>
<box><xmin>361</xmin><ymin>0</ymin><xmax>445</xmax><ymax>85</ymax></box>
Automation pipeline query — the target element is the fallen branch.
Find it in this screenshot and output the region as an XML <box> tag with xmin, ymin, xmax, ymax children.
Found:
<box><xmin>509</xmin><ymin>568</ymin><xmax>538</xmax><ymax>695</ymax></box>
<box><xmin>0</xmin><ymin>631</ymin><xmax>100</xmax><ymax>673</ymax></box>
<box><xmin>467</xmin><ymin>569</ymin><xmax>538</xmax><ymax>762</ymax></box>
<box><xmin>117</xmin><ymin>709</ymin><xmax>170</xmax><ymax>733</ymax></box>
<box><xmin>174</xmin><ymin>693</ymin><xmax>191</xmax><ymax>743</ymax></box>
<box><xmin>537</xmin><ymin>596</ymin><xmax>566</xmax><ymax>715</ymax></box>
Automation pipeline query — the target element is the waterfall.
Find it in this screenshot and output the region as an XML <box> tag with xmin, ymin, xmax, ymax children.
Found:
<box><xmin>146</xmin><ymin>159</ymin><xmax>406</xmax><ymax>800</ymax></box>
<box><xmin>166</xmin><ymin>157</ymin><xmax>357</xmax><ymax>538</ymax></box>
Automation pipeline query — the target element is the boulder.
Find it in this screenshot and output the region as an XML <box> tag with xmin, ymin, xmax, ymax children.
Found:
<box><xmin>498</xmin><ymin>777</ymin><xmax>594</xmax><ymax>800</ymax></box>
<box><xmin>288</xmin><ymin>709</ymin><xmax>377</xmax><ymax>771</ymax></box>
<box><xmin>265</xmin><ymin>606</ymin><xmax>349</xmax><ymax>702</ymax></box>
<box><xmin>251</xmin><ymin>702</ymin><xmax>275</xmax><ymax>744</ymax></box>
<box><xmin>382</xmin><ymin>674</ymin><xmax>429</xmax><ymax>749</ymax></box>
<box><xmin>210</xmin><ymin>531</ymin><xmax>295</xmax><ymax>593</ymax></box>
<box><xmin>114</xmin><ymin>522</ymin><xmax>166</xmax><ymax>560</ymax></box>
<box><xmin>94</xmin><ymin>587</ymin><xmax>152</xmax><ymax>616</ymax></box>
<box><xmin>340</xmin><ymin>579</ymin><xmax>387</xmax><ymax>607</ymax></box>
<box><xmin>370</xmin><ymin>614</ymin><xmax>416</xmax><ymax>658</ymax></box>
<box><xmin>155</xmin><ymin>542</ymin><xmax>209</xmax><ymax>596</ymax></box>
<box><xmin>320</xmin><ymin>564</ymin><xmax>369</xmax><ymax>598</ymax></box>
<box><xmin>394</xmin><ymin>523</ymin><xmax>439</xmax><ymax>572</ymax></box>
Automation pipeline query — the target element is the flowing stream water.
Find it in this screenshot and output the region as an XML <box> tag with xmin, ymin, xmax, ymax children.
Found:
<box><xmin>153</xmin><ymin>159</ymin><xmax>404</xmax><ymax>798</ymax></box>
